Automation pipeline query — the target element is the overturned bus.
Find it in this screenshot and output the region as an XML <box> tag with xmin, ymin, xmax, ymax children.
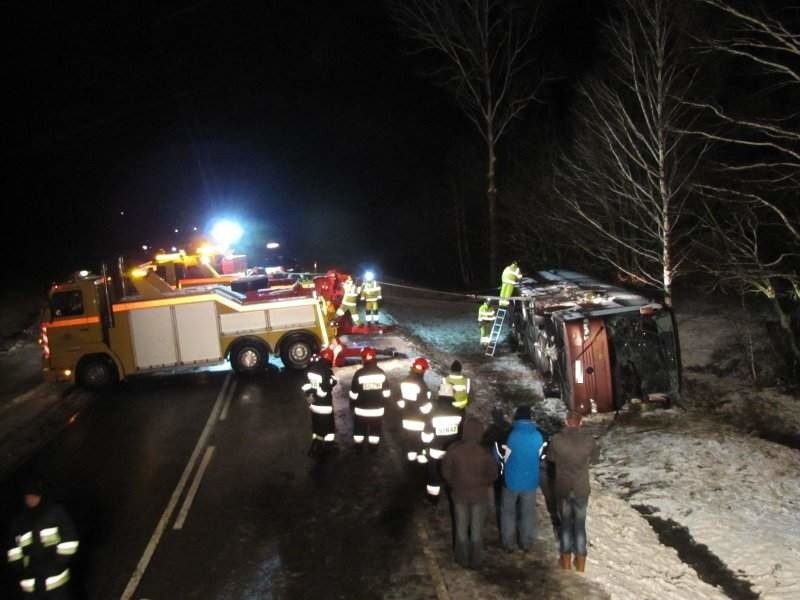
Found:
<box><xmin>509</xmin><ymin>270</ymin><xmax>681</xmax><ymax>415</ymax></box>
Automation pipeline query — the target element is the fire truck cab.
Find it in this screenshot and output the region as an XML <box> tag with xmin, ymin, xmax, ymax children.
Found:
<box><xmin>41</xmin><ymin>269</ymin><xmax>335</xmax><ymax>389</ymax></box>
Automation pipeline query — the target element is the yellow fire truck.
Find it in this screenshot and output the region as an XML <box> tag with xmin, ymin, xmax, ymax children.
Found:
<box><xmin>40</xmin><ymin>268</ymin><xmax>335</xmax><ymax>389</ymax></box>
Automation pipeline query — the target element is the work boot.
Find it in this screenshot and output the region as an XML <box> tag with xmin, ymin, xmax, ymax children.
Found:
<box><xmin>574</xmin><ymin>555</ymin><xmax>586</xmax><ymax>573</ymax></box>
<box><xmin>559</xmin><ymin>553</ymin><xmax>572</xmax><ymax>570</ymax></box>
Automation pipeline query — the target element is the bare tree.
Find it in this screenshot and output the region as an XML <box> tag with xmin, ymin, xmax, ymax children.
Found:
<box><xmin>552</xmin><ymin>0</ymin><xmax>702</xmax><ymax>307</ymax></box>
<box><xmin>388</xmin><ymin>0</ymin><xmax>543</xmax><ymax>282</ymax></box>
<box><xmin>687</xmin><ymin>0</ymin><xmax>800</xmax><ymax>372</ymax></box>
<box><xmin>695</xmin><ymin>197</ymin><xmax>800</xmax><ymax>369</ymax></box>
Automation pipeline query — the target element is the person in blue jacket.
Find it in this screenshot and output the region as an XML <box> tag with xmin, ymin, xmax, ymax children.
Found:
<box><xmin>494</xmin><ymin>405</ymin><xmax>544</xmax><ymax>552</ymax></box>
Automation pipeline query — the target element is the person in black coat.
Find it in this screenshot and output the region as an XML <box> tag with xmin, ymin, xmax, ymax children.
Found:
<box><xmin>301</xmin><ymin>348</ymin><xmax>338</xmax><ymax>457</ymax></box>
<box><xmin>348</xmin><ymin>347</ymin><xmax>391</xmax><ymax>451</ymax></box>
<box><xmin>6</xmin><ymin>479</ymin><xmax>79</xmax><ymax>599</ymax></box>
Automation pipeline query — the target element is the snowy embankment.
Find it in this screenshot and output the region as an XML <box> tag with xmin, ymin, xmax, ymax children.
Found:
<box><xmin>383</xmin><ymin>283</ymin><xmax>800</xmax><ymax>599</ymax></box>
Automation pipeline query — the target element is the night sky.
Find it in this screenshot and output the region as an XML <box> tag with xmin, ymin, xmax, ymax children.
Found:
<box><xmin>3</xmin><ymin>1</ymin><xmax>602</xmax><ymax>285</ymax></box>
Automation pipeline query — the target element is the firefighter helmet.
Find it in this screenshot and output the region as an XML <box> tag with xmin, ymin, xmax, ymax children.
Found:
<box><xmin>319</xmin><ymin>348</ymin><xmax>335</xmax><ymax>364</ymax></box>
<box><xmin>361</xmin><ymin>346</ymin><xmax>377</xmax><ymax>364</ymax></box>
<box><xmin>412</xmin><ymin>357</ymin><xmax>429</xmax><ymax>373</ymax></box>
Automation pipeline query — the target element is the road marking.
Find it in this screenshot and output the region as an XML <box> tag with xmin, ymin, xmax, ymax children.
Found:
<box><xmin>385</xmin><ymin>419</ymin><xmax>450</xmax><ymax>600</ymax></box>
<box><xmin>120</xmin><ymin>373</ymin><xmax>231</xmax><ymax>600</ymax></box>
<box><xmin>173</xmin><ymin>445</ymin><xmax>215</xmax><ymax>529</ymax></box>
<box><xmin>416</xmin><ymin>517</ymin><xmax>450</xmax><ymax>600</ymax></box>
<box><xmin>219</xmin><ymin>379</ymin><xmax>236</xmax><ymax>421</ymax></box>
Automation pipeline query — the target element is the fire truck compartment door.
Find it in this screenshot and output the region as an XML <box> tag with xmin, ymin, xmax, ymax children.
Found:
<box><xmin>174</xmin><ymin>302</ymin><xmax>221</xmax><ymax>363</ymax></box>
<box><xmin>130</xmin><ymin>306</ymin><xmax>178</xmax><ymax>369</ymax></box>
<box><xmin>268</xmin><ymin>304</ymin><xmax>316</xmax><ymax>329</ymax></box>
<box><xmin>220</xmin><ymin>311</ymin><xmax>267</xmax><ymax>335</ymax></box>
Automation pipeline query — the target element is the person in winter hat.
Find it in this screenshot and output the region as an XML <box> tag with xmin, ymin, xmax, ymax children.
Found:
<box><xmin>445</xmin><ymin>360</ymin><xmax>471</xmax><ymax>411</ymax></box>
<box><xmin>493</xmin><ymin>405</ymin><xmax>544</xmax><ymax>552</ymax></box>
<box><xmin>441</xmin><ymin>417</ymin><xmax>498</xmax><ymax>569</ymax></box>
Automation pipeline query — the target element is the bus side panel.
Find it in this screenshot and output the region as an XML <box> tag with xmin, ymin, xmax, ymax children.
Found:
<box><xmin>130</xmin><ymin>307</ymin><xmax>178</xmax><ymax>369</ymax></box>
<box><xmin>174</xmin><ymin>302</ymin><xmax>222</xmax><ymax>363</ymax></box>
<box><xmin>564</xmin><ymin>318</ymin><xmax>614</xmax><ymax>414</ymax></box>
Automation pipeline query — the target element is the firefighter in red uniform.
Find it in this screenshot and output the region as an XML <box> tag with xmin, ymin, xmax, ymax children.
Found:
<box><xmin>398</xmin><ymin>357</ymin><xmax>433</xmax><ymax>463</ymax></box>
<box><xmin>349</xmin><ymin>347</ymin><xmax>391</xmax><ymax>451</ymax></box>
<box><xmin>301</xmin><ymin>348</ymin><xmax>338</xmax><ymax>458</ymax></box>
<box><xmin>422</xmin><ymin>379</ymin><xmax>464</xmax><ymax>502</ymax></box>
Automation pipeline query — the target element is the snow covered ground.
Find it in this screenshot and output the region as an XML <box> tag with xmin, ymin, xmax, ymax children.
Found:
<box><xmin>382</xmin><ymin>283</ymin><xmax>800</xmax><ymax>600</ymax></box>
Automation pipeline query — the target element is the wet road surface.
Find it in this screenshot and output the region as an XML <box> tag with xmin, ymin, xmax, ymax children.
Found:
<box><xmin>0</xmin><ymin>358</ymin><xmax>437</xmax><ymax>600</ymax></box>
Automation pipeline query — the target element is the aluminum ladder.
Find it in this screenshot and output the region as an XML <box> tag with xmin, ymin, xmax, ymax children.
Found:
<box><xmin>484</xmin><ymin>308</ymin><xmax>507</xmax><ymax>357</ymax></box>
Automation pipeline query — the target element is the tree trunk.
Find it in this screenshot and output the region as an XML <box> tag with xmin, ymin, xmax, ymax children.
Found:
<box><xmin>453</xmin><ymin>193</ymin><xmax>472</xmax><ymax>285</ymax></box>
<box><xmin>768</xmin><ymin>294</ymin><xmax>800</xmax><ymax>375</ymax></box>
<box><xmin>488</xmin><ymin>140</ymin><xmax>498</xmax><ymax>285</ymax></box>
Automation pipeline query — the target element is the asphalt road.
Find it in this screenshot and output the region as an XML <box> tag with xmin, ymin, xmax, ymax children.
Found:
<box><xmin>0</xmin><ymin>357</ymin><xmax>436</xmax><ymax>600</ymax></box>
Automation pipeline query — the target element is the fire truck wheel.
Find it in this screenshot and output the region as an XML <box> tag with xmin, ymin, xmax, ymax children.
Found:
<box><xmin>230</xmin><ymin>340</ymin><xmax>268</xmax><ymax>374</ymax></box>
<box><xmin>280</xmin><ymin>334</ymin><xmax>317</xmax><ymax>370</ymax></box>
<box><xmin>77</xmin><ymin>355</ymin><xmax>117</xmax><ymax>390</ymax></box>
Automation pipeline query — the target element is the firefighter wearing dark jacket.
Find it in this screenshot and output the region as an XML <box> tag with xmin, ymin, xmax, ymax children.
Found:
<box><xmin>301</xmin><ymin>348</ymin><xmax>338</xmax><ymax>457</ymax></box>
<box><xmin>422</xmin><ymin>379</ymin><xmax>464</xmax><ymax>500</ymax></box>
<box><xmin>349</xmin><ymin>347</ymin><xmax>391</xmax><ymax>450</ymax></box>
<box><xmin>6</xmin><ymin>479</ymin><xmax>79</xmax><ymax>599</ymax></box>
<box><xmin>398</xmin><ymin>358</ymin><xmax>433</xmax><ymax>463</ymax></box>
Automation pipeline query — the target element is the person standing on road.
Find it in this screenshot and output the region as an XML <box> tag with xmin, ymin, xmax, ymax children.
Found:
<box><xmin>360</xmin><ymin>271</ymin><xmax>382</xmax><ymax>324</ymax></box>
<box><xmin>422</xmin><ymin>379</ymin><xmax>464</xmax><ymax>502</ymax></box>
<box><xmin>339</xmin><ymin>275</ymin><xmax>361</xmax><ymax>323</ymax></box>
<box><xmin>301</xmin><ymin>348</ymin><xmax>338</xmax><ymax>458</ymax></box>
<box><xmin>398</xmin><ymin>357</ymin><xmax>433</xmax><ymax>464</ymax></box>
<box><xmin>499</xmin><ymin>261</ymin><xmax>522</xmax><ymax>307</ymax></box>
<box><xmin>547</xmin><ymin>411</ymin><xmax>598</xmax><ymax>572</ymax></box>
<box><xmin>494</xmin><ymin>405</ymin><xmax>544</xmax><ymax>553</ymax></box>
<box><xmin>349</xmin><ymin>347</ymin><xmax>391</xmax><ymax>451</ymax></box>
<box><xmin>445</xmin><ymin>360</ymin><xmax>471</xmax><ymax>412</ymax></box>
<box><xmin>478</xmin><ymin>298</ymin><xmax>496</xmax><ymax>345</ymax></box>
<box><xmin>6</xmin><ymin>478</ymin><xmax>80</xmax><ymax>599</ymax></box>
<box><xmin>441</xmin><ymin>417</ymin><xmax>498</xmax><ymax>569</ymax></box>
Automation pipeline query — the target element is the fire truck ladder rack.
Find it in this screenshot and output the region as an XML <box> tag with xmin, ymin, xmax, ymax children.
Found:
<box><xmin>484</xmin><ymin>308</ymin><xmax>507</xmax><ymax>357</ymax></box>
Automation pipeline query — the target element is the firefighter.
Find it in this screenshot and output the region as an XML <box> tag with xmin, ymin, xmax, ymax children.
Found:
<box><xmin>301</xmin><ymin>348</ymin><xmax>338</xmax><ymax>457</ymax></box>
<box><xmin>398</xmin><ymin>357</ymin><xmax>433</xmax><ymax>463</ymax></box>
<box><xmin>338</xmin><ymin>275</ymin><xmax>361</xmax><ymax>323</ymax></box>
<box><xmin>445</xmin><ymin>360</ymin><xmax>471</xmax><ymax>411</ymax></box>
<box><xmin>349</xmin><ymin>347</ymin><xmax>391</xmax><ymax>451</ymax></box>
<box><xmin>478</xmin><ymin>298</ymin><xmax>496</xmax><ymax>344</ymax></box>
<box><xmin>6</xmin><ymin>478</ymin><xmax>80</xmax><ymax>600</ymax></box>
<box><xmin>422</xmin><ymin>379</ymin><xmax>464</xmax><ymax>502</ymax></box>
<box><xmin>360</xmin><ymin>271</ymin><xmax>382</xmax><ymax>324</ymax></box>
<box><xmin>500</xmin><ymin>261</ymin><xmax>522</xmax><ymax>307</ymax></box>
